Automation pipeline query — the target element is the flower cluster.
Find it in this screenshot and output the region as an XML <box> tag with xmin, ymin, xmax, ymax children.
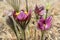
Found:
<box><xmin>4</xmin><ymin>0</ymin><xmax>52</xmax><ymax>40</ymax></box>
<box><xmin>34</xmin><ymin>3</ymin><xmax>52</xmax><ymax>31</ymax></box>
<box><xmin>34</xmin><ymin>3</ymin><xmax>52</xmax><ymax>40</ymax></box>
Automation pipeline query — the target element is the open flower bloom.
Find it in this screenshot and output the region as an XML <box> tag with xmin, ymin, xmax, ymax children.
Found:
<box><xmin>34</xmin><ymin>5</ymin><xmax>45</xmax><ymax>15</ymax></box>
<box><xmin>37</xmin><ymin>16</ymin><xmax>52</xmax><ymax>30</ymax></box>
<box><xmin>13</xmin><ymin>9</ymin><xmax>32</xmax><ymax>21</ymax></box>
<box><xmin>13</xmin><ymin>9</ymin><xmax>32</xmax><ymax>30</ymax></box>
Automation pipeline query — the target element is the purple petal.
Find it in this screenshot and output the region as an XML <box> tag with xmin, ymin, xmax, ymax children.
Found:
<box><xmin>37</xmin><ymin>16</ymin><xmax>52</xmax><ymax>30</ymax></box>
<box><xmin>35</xmin><ymin>5</ymin><xmax>40</xmax><ymax>14</ymax></box>
<box><xmin>39</xmin><ymin>6</ymin><xmax>44</xmax><ymax>12</ymax></box>
<box><xmin>38</xmin><ymin>19</ymin><xmax>45</xmax><ymax>30</ymax></box>
<box><xmin>39</xmin><ymin>10</ymin><xmax>46</xmax><ymax>15</ymax></box>
<box><xmin>13</xmin><ymin>10</ymin><xmax>16</xmax><ymax>17</ymax></box>
<box><xmin>45</xmin><ymin>23</ymin><xmax>51</xmax><ymax>30</ymax></box>
<box><xmin>46</xmin><ymin>16</ymin><xmax>52</xmax><ymax>24</ymax></box>
<box><xmin>28</xmin><ymin>9</ymin><xmax>32</xmax><ymax>17</ymax></box>
<box><xmin>28</xmin><ymin>9</ymin><xmax>32</xmax><ymax>15</ymax></box>
<box><xmin>39</xmin><ymin>16</ymin><xmax>45</xmax><ymax>23</ymax></box>
<box><xmin>38</xmin><ymin>6</ymin><xmax>44</xmax><ymax>15</ymax></box>
<box><xmin>17</xmin><ymin>11</ymin><xmax>27</xmax><ymax>21</ymax></box>
<box><xmin>35</xmin><ymin>5</ymin><xmax>45</xmax><ymax>16</ymax></box>
<box><xmin>45</xmin><ymin>16</ymin><xmax>52</xmax><ymax>30</ymax></box>
<box><xmin>26</xmin><ymin>9</ymin><xmax>32</xmax><ymax>20</ymax></box>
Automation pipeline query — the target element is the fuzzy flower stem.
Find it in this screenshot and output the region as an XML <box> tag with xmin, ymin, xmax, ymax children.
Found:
<box><xmin>46</xmin><ymin>9</ymin><xmax>48</xmax><ymax>19</ymax></box>
<box><xmin>22</xmin><ymin>22</ymin><xmax>26</xmax><ymax>40</ymax></box>
<box><xmin>10</xmin><ymin>16</ymin><xmax>20</xmax><ymax>40</ymax></box>
<box><xmin>34</xmin><ymin>28</ymin><xmax>36</xmax><ymax>40</ymax></box>
<box><xmin>41</xmin><ymin>30</ymin><xmax>44</xmax><ymax>40</ymax></box>
<box><xmin>34</xmin><ymin>14</ymin><xmax>39</xmax><ymax>40</ymax></box>
<box><xmin>23</xmin><ymin>30</ymin><xmax>26</xmax><ymax>40</ymax></box>
<box><xmin>26</xmin><ymin>0</ymin><xmax>28</xmax><ymax>12</ymax></box>
<box><xmin>11</xmin><ymin>16</ymin><xmax>25</xmax><ymax>40</ymax></box>
<box><xmin>41</xmin><ymin>7</ymin><xmax>48</xmax><ymax>40</ymax></box>
<box><xmin>20</xmin><ymin>21</ymin><xmax>26</xmax><ymax>40</ymax></box>
<box><xmin>41</xmin><ymin>10</ymin><xmax>48</xmax><ymax>40</ymax></box>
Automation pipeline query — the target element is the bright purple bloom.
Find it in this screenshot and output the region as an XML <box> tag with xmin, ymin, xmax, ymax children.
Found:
<box><xmin>37</xmin><ymin>16</ymin><xmax>52</xmax><ymax>30</ymax></box>
<box><xmin>16</xmin><ymin>10</ymin><xmax>32</xmax><ymax>21</ymax></box>
<box><xmin>34</xmin><ymin>5</ymin><xmax>45</xmax><ymax>15</ymax></box>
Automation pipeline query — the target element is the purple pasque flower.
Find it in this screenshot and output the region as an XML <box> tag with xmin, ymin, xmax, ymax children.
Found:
<box><xmin>37</xmin><ymin>16</ymin><xmax>52</xmax><ymax>30</ymax></box>
<box><xmin>34</xmin><ymin>5</ymin><xmax>45</xmax><ymax>15</ymax></box>
<box><xmin>16</xmin><ymin>9</ymin><xmax>32</xmax><ymax>21</ymax></box>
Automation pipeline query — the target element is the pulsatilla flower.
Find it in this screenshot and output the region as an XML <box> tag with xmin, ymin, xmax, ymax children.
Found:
<box><xmin>37</xmin><ymin>16</ymin><xmax>52</xmax><ymax>30</ymax></box>
<box><xmin>34</xmin><ymin>5</ymin><xmax>45</xmax><ymax>15</ymax></box>
<box><xmin>13</xmin><ymin>10</ymin><xmax>32</xmax><ymax>30</ymax></box>
<box><xmin>13</xmin><ymin>10</ymin><xmax>32</xmax><ymax>21</ymax></box>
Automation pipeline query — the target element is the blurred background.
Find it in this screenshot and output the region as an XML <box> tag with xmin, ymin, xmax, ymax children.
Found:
<box><xmin>0</xmin><ymin>0</ymin><xmax>60</xmax><ymax>40</ymax></box>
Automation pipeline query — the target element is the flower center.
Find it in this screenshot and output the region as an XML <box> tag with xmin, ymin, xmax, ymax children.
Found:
<box><xmin>15</xmin><ymin>11</ymin><xmax>28</xmax><ymax>16</ymax></box>
<box><xmin>44</xmin><ymin>24</ymin><xmax>46</xmax><ymax>27</ymax></box>
<box><xmin>15</xmin><ymin>12</ymin><xmax>20</xmax><ymax>16</ymax></box>
<box><xmin>25</xmin><ymin>11</ymin><xmax>28</xmax><ymax>15</ymax></box>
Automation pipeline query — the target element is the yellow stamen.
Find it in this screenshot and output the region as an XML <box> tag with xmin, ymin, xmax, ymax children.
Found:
<box><xmin>15</xmin><ymin>11</ymin><xmax>28</xmax><ymax>16</ymax></box>
<box><xmin>25</xmin><ymin>11</ymin><xmax>28</xmax><ymax>15</ymax></box>
<box><xmin>15</xmin><ymin>12</ymin><xmax>20</xmax><ymax>16</ymax></box>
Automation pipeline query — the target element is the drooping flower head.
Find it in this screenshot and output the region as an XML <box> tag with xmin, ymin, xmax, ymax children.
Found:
<box><xmin>34</xmin><ymin>5</ymin><xmax>46</xmax><ymax>15</ymax></box>
<box><xmin>37</xmin><ymin>16</ymin><xmax>52</xmax><ymax>30</ymax></box>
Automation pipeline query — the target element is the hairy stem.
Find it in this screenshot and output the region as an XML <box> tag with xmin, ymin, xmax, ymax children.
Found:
<box><xmin>41</xmin><ymin>31</ymin><xmax>44</xmax><ymax>40</ymax></box>
<box><xmin>24</xmin><ymin>30</ymin><xmax>26</xmax><ymax>40</ymax></box>
<box><xmin>10</xmin><ymin>16</ymin><xmax>20</xmax><ymax>40</ymax></box>
<box><xmin>46</xmin><ymin>9</ymin><xmax>48</xmax><ymax>19</ymax></box>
